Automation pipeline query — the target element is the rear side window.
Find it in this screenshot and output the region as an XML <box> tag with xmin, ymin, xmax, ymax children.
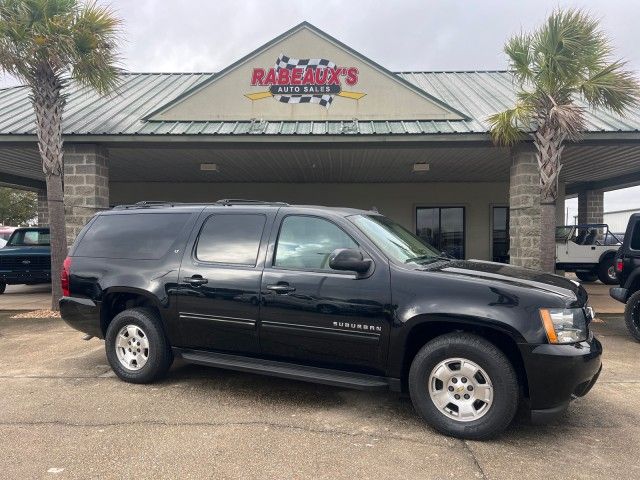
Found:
<box><xmin>75</xmin><ymin>213</ymin><xmax>190</xmax><ymax>259</ymax></box>
<box><xmin>195</xmin><ymin>214</ymin><xmax>266</xmax><ymax>265</ymax></box>
<box><xmin>631</xmin><ymin>223</ymin><xmax>640</xmax><ymax>250</ymax></box>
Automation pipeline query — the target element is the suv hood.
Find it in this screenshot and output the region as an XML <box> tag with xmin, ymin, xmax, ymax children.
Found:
<box><xmin>430</xmin><ymin>259</ymin><xmax>586</xmax><ymax>304</ymax></box>
<box><xmin>0</xmin><ymin>245</ymin><xmax>51</xmax><ymax>255</ymax></box>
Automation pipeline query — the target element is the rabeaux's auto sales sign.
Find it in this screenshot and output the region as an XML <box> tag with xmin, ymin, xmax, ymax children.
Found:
<box><xmin>245</xmin><ymin>54</ymin><xmax>366</xmax><ymax>107</ymax></box>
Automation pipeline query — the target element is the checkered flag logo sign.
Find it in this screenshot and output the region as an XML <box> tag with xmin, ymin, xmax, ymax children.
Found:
<box><xmin>274</xmin><ymin>54</ymin><xmax>336</xmax><ymax>107</ymax></box>
<box><xmin>245</xmin><ymin>55</ymin><xmax>365</xmax><ymax>106</ymax></box>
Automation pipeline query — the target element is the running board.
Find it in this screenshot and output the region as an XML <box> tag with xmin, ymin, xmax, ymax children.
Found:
<box><xmin>173</xmin><ymin>348</ymin><xmax>391</xmax><ymax>391</ymax></box>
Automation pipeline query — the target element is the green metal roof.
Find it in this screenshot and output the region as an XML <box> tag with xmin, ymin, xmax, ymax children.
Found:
<box><xmin>0</xmin><ymin>71</ymin><xmax>639</xmax><ymax>137</ymax></box>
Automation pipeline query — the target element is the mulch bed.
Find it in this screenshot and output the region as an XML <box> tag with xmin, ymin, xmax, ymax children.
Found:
<box><xmin>10</xmin><ymin>310</ymin><xmax>61</xmax><ymax>319</ymax></box>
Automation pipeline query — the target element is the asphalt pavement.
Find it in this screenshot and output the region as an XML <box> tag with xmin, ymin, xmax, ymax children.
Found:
<box><xmin>0</xmin><ymin>311</ymin><xmax>638</xmax><ymax>479</ymax></box>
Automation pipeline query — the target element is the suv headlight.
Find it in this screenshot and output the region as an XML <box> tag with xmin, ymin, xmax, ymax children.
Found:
<box><xmin>539</xmin><ymin>308</ymin><xmax>588</xmax><ymax>344</ymax></box>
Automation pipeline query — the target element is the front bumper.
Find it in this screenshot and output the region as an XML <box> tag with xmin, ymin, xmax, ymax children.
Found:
<box><xmin>519</xmin><ymin>333</ymin><xmax>603</xmax><ymax>416</ymax></box>
<box><xmin>610</xmin><ymin>287</ymin><xmax>628</xmax><ymax>303</ymax></box>
<box><xmin>59</xmin><ymin>296</ymin><xmax>103</xmax><ymax>338</ymax></box>
<box><xmin>0</xmin><ymin>270</ymin><xmax>51</xmax><ymax>284</ymax></box>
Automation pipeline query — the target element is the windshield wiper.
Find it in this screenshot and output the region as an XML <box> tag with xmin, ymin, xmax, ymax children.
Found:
<box><xmin>405</xmin><ymin>253</ymin><xmax>452</xmax><ymax>264</ymax></box>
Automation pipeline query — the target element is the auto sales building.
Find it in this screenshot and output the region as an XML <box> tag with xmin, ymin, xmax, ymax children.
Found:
<box><xmin>1</xmin><ymin>22</ymin><xmax>640</xmax><ymax>268</ymax></box>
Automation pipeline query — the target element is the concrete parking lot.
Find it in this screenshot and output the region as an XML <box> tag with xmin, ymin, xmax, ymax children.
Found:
<box><xmin>0</xmin><ymin>309</ymin><xmax>638</xmax><ymax>480</ymax></box>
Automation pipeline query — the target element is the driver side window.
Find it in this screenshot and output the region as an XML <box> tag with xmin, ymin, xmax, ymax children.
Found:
<box><xmin>274</xmin><ymin>216</ymin><xmax>358</xmax><ymax>271</ymax></box>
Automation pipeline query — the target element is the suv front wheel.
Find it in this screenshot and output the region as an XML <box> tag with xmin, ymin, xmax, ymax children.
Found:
<box><xmin>408</xmin><ymin>333</ymin><xmax>519</xmax><ymax>440</ymax></box>
<box><xmin>105</xmin><ymin>307</ymin><xmax>174</xmax><ymax>383</ymax></box>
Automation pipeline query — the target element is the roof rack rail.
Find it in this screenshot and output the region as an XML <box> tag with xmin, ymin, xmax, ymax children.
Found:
<box><xmin>215</xmin><ymin>199</ymin><xmax>289</xmax><ymax>206</ymax></box>
<box><xmin>114</xmin><ymin>200</ymin><xmax>181</xmax><ymax>209</ymax></box>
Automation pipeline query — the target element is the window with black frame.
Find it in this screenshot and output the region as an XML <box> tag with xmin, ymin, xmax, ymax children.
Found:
<box><xmin>492</xmin><ymin>206</ymin><xmax>510</xmax><ymax>263</ymax></box>
<box><xmin>416</xmin><ymin>207</ymin><xmax>465</xmax><ymax>259</ymax></box>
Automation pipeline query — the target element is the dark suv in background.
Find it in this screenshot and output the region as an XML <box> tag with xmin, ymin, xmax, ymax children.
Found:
<box><xmin>59</xmin><ymin>200</ymin><xmax>602</xmax><ymax>439</ymax></box>
<box><xmin>610</xmin><ymin>213</ymin><xmax>640</xmax><ymax>340</ymax></box>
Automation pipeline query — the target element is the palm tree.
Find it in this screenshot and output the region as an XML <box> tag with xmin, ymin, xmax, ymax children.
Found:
<box><xmin>0</xmin><ymin>0</ymin><xmax>121</xmax><ymax>308</ymax></box>
<box><xmin>489</xmin><ymin>9</ymin><xmax>640</xmax><ymax>272</ymax></box>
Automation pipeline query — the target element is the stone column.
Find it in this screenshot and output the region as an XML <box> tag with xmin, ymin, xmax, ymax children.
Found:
<box><xmin>37</xmin><ymin>188</ymin><xmax>49</xmax><ymax>226</ymax></box>
<box><xmin>577</xmin><ymin>189</ymin><xmax>604</xmax><ymax>225</ymax></box>
<box><xmin>63</xmin><ymin>144</ymin><xmax>109</xmax><ymax>245</ymax></box>
<box><xmin>509</xmin><ymin>146</ymin><xmax>541</xmax><ymax>269</ymax></box>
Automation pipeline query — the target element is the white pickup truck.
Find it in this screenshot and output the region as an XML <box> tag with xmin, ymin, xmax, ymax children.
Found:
<box><xmin>556</xmin><ymin>224</ymin><xmax>622</xmax><ymax>284</ymax></box>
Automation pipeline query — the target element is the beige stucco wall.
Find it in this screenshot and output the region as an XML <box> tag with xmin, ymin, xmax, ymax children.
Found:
<box><xmin>154</xmin><ymin>27</ymin><xmax>461</xmax><ymax>121</ymax></box>
<box><xmin>110</xmin><ymin>182</ymin><xmax>509</xmax><ymax>260</ymax></box>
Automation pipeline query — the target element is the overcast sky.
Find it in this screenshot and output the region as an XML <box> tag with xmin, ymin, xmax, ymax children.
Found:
<box><xmin>1</xmin><ymin>0</ymin><xmax>639</xmax><ymax>215</ymax></box>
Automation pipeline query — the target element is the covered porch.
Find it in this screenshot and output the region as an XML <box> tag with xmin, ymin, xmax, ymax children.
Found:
<box><xmin>2</xmin><ymin>136</ymin><xmax>639</xmax><ymax>267</ymax></box>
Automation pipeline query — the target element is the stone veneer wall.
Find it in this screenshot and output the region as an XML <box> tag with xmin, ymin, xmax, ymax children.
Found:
<box><xmin>63</xmin><ymin>144</ymin><xmax>109</xmax><ymax>244</ymax></box>
<box><xmin>578</xmin><ymin>189</ymin><xmax>604</xmax><ymax>225</ymax></box>
<box><xmin>509</xmin><ymin>147</ymin><xmax>541</xmax><ymax>270</ymax></box>
<box><xmin>37</xmin><ymin>188</ymin><xmax>49</xmax><ymax>226</ymax></box>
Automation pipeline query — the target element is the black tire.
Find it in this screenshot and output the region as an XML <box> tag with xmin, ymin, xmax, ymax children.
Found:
<box><xmin>0</xmin><ymin>281</ymin><xmax>5</xmax><ymax>294</ymax></box>
<box><xmin>576</xmin><ymin>271</ymin><xmax>598</xmax><ymax>283</ymax></box>
<box><xmin>597</xmin><ymin>256</ymin><xmax>618</xmax><ymax>285</ymax></box>
<box><xmin>105</xmin><ymin>307</ymin><xmax>173</xmax><ymax>384</ymax></box>
<box><xmin>408</xmin><ymin>333</ymin><xmax>519</xmax><ymax>440</ymax></box>
<box><xmin>625</xmin><ymin>291</ymin><xmax>640</xmax><ymax>342</ymax></box>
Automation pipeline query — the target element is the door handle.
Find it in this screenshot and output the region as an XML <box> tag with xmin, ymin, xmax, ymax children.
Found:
<box><xmin>184</xmin><ymin>275</ymin><xmax>208</xmax><ymax>286</ymax></box>
<box><xmin>266</xmin><ymin>283</ymin><xmax>296</xmax><ymax>294</ymax></box>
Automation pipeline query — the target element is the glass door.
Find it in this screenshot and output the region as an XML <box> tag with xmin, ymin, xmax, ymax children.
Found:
<box><xmin>416</xmin><ymin>207</ymin><xmax>465</xmax><ymax>259</ymax></box>
<box><xmin>492</xmin><ymin>206</ymin><xmax>510</xmax><ymax>263</ymax></box>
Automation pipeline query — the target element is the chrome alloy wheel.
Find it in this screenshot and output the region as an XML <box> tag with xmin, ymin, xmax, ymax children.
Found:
<box><xmin>115</xmin><ymin>325</ymin><xmax>150</xmax><ymax>371</ymax></box>
<box><xmin>607</xmin><ymin>265</ymin><xmax>617</xmax><ymax>282</ymax></box>
<box><xmin>428</xmin><ymin>358</ymin><xmax>494</xmax><ymax>422</ymax></box>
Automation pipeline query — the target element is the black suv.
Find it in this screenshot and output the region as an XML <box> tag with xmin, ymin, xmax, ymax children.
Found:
<box><xmin>60</xmin><ymin>200</ymin><xmax>602</xmax><ymax>439</ymax></box>
<box><xmin>611</xmin><ymin>213</ymin><xmax>640</xmax><ymax>340</ymax></box>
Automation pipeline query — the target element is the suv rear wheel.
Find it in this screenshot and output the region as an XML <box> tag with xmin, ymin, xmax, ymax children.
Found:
<box><xmin>625</xmin><ymin>291</ymin><xmax>640</xmax><ymax>342</ymax></box>
<box><xmin>105</xmin><ymin>307</ymin><xmax>173</xmax><ymax>383</ymax></box>
<box><xmin>408</xmin><ymin>333</ymin><xmax>518</xmax><ymax>440</ymax></box>
<box><xmin>0</xmin><ymin>281</ymin><xmax>5</xmax><ymax>294</ymax></box>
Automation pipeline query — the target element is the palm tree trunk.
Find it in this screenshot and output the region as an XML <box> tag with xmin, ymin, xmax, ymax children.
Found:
<box><xmin>535</xmin><ymin>127</ymin><xmax>563</xmax><ymax>273</ymax></box>
<box><xmin>44</xmin><ymin>174</ymin><xmax>67</xmax><ymax>309</ymax></box>
<box><xmin>32</xmin><ymin>67</ymin><xmax>67</xmax><ymax>310</ymax></box>
<box><xmin>540</xmin><ymin>202</ymin><xmax>557</xmax><ymax>272</ymax></box>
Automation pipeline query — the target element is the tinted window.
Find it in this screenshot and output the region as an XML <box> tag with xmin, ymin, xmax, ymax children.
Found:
<box><xmin>492</xmin><ymin>207</ymin><xmax>509</xmax><ymax>263</ymax></box>
<box><xmin>631</xmin><ymin>223</ymin><xmax>640</xmax><ymax>250</ymax></box>
<box><xmin>416</xmin><ymin>207</ymin><xmax>465</xmax><ymax>259</ymax></box>
<box><xmin>274</xmin><ymin>216</ymin><xmax>357</xmax><ymax>270</ymax></box>
<box><xmin>196</xmin><ymin>214</ymin><xmax>266</xmax><ymax>265</ymax></box>
<box><xmin>75</xmin><ymin>213</ymin><xmax>189</xmax><ymax>259</ymax></box>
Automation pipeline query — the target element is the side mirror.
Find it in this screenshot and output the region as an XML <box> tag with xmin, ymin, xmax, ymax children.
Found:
<box><xmin>329</xmin><ymin>248</ymin><xmax>372</xmax><ymax>274</ymax></box>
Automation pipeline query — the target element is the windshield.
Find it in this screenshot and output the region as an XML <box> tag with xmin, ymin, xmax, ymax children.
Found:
<box><xmin>7</xmin><ymin>229</ymin><xmax>50</xmax><ymax>247</ymax></box>
<box><xmin>350</xmin><ymin>215</ymin><xmax>441</xmax><ymax>264</ymax></box>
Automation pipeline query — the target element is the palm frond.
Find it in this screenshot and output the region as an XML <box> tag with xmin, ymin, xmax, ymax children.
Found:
<box><xmin>69</xmin><ymin>1</ymin><xmax>122</xmax><ymax>93</ymax></box>
<box><xmin>488</xmin><ymin>103</ymin><xmax>533</xmax><ymax>146</ymax></box>
<box><xmin>504</xmin><ymin>33</ymin><xmax>533</xmax><ymax>83</ymax></box>
<box><xmin>0</xmin><ymin>0</ymin><xmax>121</xmax><ymax>93</ymax></box>
<box><xmin>579</xmin><ymin>60</ymin><xmax>640</xmax><ymax>114</ymax></box>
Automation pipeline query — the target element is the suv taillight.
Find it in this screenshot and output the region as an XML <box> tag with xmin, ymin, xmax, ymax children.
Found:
<box><xmin>615</xmin><ymin>258</ymin><xmax>623</xmax><ymax>273</ymax></box>
<box><xmin>61</xmin><ymin>257</ymin><xmax>71</xmax><ymax>297</ymax></box>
